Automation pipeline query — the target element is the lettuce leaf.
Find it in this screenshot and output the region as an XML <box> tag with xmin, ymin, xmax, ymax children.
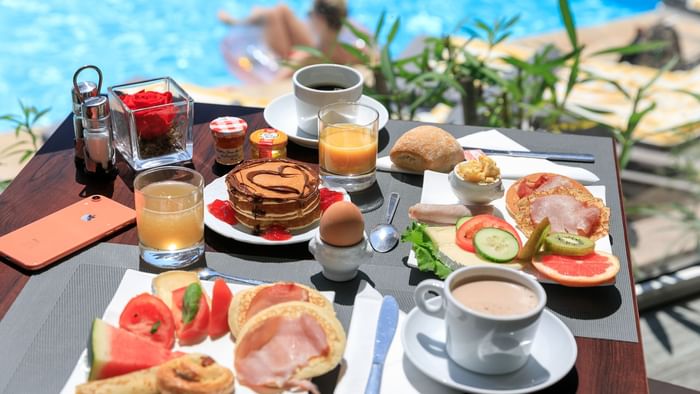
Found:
<box><xmin>401</xmin><ymin>222</ymin><xmax>453</xmax><ymax>279</ymax></box>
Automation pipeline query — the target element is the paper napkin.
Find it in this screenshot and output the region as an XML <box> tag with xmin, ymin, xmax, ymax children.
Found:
<box><xmin>335</xmin><ymin>283</ymin><xmax>458</xmax><ymax>394</ymax></box>
<box><xmin>377</xmin><ymin>129</ymin><xmax>600</xmax><ymax>183</ymax></box>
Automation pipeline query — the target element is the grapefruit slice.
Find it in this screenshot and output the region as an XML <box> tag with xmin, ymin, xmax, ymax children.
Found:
<box><xmin>532</xmin><ymin>251</ymin><xmax>620</xmax><ymax>287</ymax></box>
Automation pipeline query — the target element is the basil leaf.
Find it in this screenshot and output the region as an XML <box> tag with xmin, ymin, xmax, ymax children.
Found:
<box><xmin>150</xmin><ymin>320</ymin><xmax>161</xmax><ymax>334</ymax></box>
<box><xmin>182</xmin><ymin>283</ymin><xmax>202</xmax><ymax>324</ymax></box>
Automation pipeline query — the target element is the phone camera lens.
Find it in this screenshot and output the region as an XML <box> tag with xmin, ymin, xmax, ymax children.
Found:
<box><xmin>91</xmin><ymin>195</ymin><xmax>101</xmax><ymax>201</ymax></box>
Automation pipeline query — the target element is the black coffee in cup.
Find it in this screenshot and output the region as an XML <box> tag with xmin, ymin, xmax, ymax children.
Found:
<box><xmin>307</xmin><ymin>83</ymin><xmax>347</xmax><ymax>91</ymax></box>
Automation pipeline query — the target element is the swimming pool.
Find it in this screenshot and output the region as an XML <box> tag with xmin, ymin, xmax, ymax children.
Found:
<box><xmin>0</xmin><ymin>0</ymin><xmax>658</xmax><ymax>128</ymax></box>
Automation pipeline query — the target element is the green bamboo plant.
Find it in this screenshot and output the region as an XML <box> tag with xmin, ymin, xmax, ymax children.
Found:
<box><xmin>0</xmin><ymin>100</ymin><xmax>49</xmax><ymax>192</ymax></box>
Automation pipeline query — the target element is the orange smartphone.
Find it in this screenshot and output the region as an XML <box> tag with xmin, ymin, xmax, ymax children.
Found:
<box><xmin>0</xmin><ymin>195</ymin><xmax>136</xmax><ymax>270</ymax></box>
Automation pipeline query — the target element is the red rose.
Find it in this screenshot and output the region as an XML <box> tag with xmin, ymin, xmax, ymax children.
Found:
<box><xmin>119</xmin><ymin>90</ymin><xmax>176</xmax><ymax>140</ymax></box>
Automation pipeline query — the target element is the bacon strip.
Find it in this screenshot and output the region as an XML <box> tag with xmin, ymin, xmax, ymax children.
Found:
<box><xmin>235</xmin><ymin>314</ymin><xmax>328</xmax><ymax>394</ymax></box>
<box><xmin>530</xmin><ymin>195</ymin><xmax>601</xmax><ymax>236</ymax></box>
<box><xmin>246</xmin><ymin>283</ymin><xmax>309</xmax><ymax>320</ymax></box>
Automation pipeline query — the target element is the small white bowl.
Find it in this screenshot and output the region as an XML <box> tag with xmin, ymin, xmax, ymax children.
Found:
<box><xmin>448</xmin><ymin>169</ymin><xmax>504</xmax><ymax>205</ymax></box>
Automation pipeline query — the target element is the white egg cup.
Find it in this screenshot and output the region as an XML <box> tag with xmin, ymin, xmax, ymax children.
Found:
<box><xmin>308</xmin><ymin>232</ymin><xmax>373</xmax><ymax>281</ymax></box>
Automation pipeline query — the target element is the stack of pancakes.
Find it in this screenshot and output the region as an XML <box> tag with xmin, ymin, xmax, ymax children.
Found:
<box><xmin>225</xmin><ymin>159</ymin><xmax>321</xmax><ymax>232</ymax></box>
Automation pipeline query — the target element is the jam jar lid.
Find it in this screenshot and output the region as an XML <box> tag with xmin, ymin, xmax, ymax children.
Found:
<box><xmin>210</xmin><ymin>116</ymin><xmax>248</xmax><ymax>136</ymax></box>
<box><xmin>250</xmin><ymin>128</ymin><xmax>288</xmax><ymax>146</ymax></box>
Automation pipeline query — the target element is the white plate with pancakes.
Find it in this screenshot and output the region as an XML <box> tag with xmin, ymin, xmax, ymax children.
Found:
<box><xmin>263</xmin><ymin>93</ymin><xmax>389</xmax><ymax>149</ymax></box>
<box><xmin>204</xmin><ymin>176</ymin><xmax>349</xmax><ymax>245</ymax></box>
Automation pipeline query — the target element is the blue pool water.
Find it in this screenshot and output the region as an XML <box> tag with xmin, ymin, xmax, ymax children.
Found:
<box><xmin>0</xmin><ymin>0</ymin><xmax>658</xmax><ymax>128</ymax></box>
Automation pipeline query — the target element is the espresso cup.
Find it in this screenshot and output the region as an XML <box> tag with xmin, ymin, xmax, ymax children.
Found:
<box><xmin>414</xmin><ymin>266</ymin><xmax>547</xmax><ymax>375</ymax></box>
<box><xmin>292</xmin><ymin>64</ymin><xmax>363</xmax><ymax>136</ymax></box>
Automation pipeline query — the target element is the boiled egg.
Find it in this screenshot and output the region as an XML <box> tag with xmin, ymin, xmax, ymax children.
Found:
<box><xmin>319</xmin><ymin>201</ymin><xmax>364</xmax><ymax>246</ymax></box>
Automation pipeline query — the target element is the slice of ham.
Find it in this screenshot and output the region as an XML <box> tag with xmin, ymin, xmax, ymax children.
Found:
<box><xmin>246</xmin><ymin>283</ymin><xmax>309</xmax><ymax>320</ymax></box>
<box><xmin>536</xmin><ymin>175</ymin><xmax>574</xmax><ymax>193</ymax></box>
<box><xmin>530</xmin><ymin>194</ymin><xmax>600</xmax><ymax>236</ymax></box>
<box><xmin>235</xmin><ymin>313</ymin><xmax>329</xmax><ymax>394</ymax></box>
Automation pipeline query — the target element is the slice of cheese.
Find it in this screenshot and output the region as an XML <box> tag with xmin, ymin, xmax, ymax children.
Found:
<box><xmin>152</xmin><ymin>271</ymin><xmax>202</xmax><ymax>309</ymax></box>
<box><xmin>424</xmin><ymin>226</ymin><xmax>524</xmax><ymax>270</ymax></box>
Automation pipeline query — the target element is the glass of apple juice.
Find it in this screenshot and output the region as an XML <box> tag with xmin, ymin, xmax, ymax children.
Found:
<box><xmin>318</xmin><ymin>102</ymin><xmax>379</xmax><ymax>192</ymax></box>
<box><xmin>134</xmin><ymin>166</ymin><xmax>204</xmax><ymax>268</ymax></box>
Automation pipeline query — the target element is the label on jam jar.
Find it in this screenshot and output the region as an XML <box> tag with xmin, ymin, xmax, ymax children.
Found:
<box><xmin>210</xmin><ymin>116</ymin><xmax>247</xmax><ymax>165</ymax></box>
<box><xmin>215</xmin><ymin>144</ymin><xmax>244</xmax><ymax>165</ymax></box>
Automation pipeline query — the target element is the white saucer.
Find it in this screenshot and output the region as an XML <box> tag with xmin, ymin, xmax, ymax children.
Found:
<box><xmin>263</xmin><ymin>93</ymin><xmax>389</xmax><ymax>149</ymax></box>
<box><xmin>401</xmin><ymin>298</ymin><xmax>577</xmax><ymax>394</ymax></box>
<box><xmin>203</xmin><ymin>176</ymin><xmax>349</xmax><ymax>245</ymax></box>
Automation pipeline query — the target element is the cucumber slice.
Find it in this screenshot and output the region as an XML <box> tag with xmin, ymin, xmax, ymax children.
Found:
<box><xmin>544</xmin><ymin>233</ymin><xmax>595</xmax><ymax>256</ymax></box>
<box><xmin>518</xmin><ymin>217</ymin><xmax>550</xmax><ymax>261</ymax></box>
<box><xmin>455</xmin><ymin>216</ymin><xmax>472</xmax><ymax>231</ymax></box>
<box><xmin>474</xmin><ymin>228</ymin><xmax>519</xmax><ymax>263</ymax></box>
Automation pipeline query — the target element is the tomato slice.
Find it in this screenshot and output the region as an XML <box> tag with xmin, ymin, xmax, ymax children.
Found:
<box><xmin>119</xmin><ymin>293</ymin><xmax>176</xmax><ymax>349</ymax></box>
<box><xmin>456</xmin><ymin>214</ymin><xmax>522</xmax><ymax>253</ymax></box>
<box><xmin>209</xmin><ymin>279</ymin><xmax>233</xmax><ymax>338</ymax></box>
<box><xmin>516</xmin><ymin>174</ymin><xmax>551</xmax><ymax>198</ymax></box>
<box><xmin>172</xmin><ymin>285</ymin><xmax>210</xmax><ymax>346</ymax></box>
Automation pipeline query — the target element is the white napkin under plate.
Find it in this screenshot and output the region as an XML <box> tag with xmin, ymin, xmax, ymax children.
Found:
<box><xmin>335</xmin><ymin>283</ymin><xmax>458</xmax><ymax>394</ymax></box>
<box><xmin>377</xmin><ymin>129</ymin><xmax>600</xmax><ymax>183</ymax></box>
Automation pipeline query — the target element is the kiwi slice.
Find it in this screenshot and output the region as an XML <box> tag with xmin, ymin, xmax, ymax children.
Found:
<box><xmin>517</xmin><ymin>217</ymin><xmax>550</xmax><ymax>261</ymax></box>
<box><xmin>544</xmin><ymin>233</ymin><xmax>595</xmax><ymax>256</ymax></box>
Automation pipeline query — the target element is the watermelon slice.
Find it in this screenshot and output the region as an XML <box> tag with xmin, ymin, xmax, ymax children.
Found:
<box><xmin>88</xmin><ymin>318</ymin><xmax>177</xmax><ymax>380</ymax></box>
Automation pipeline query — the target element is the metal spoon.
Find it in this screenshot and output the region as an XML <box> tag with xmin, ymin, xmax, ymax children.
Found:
<box><xmin>196</xmin><ymin>267</ymin><xmax>268</xmax><ymax>286</ymax></box>
<box><xmin>369</xmin><ymin>192</ymin><xmax>401</xmax><ymax>253</ymax></box>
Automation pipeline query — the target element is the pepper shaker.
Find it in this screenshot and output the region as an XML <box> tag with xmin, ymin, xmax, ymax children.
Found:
<box><xmin>71</xmin><ymin>65</ymin><xmax>102</xmax><ymax>168</ymax></box>
<box><xmin>81</xmin><ymin>95</ymin><xmax>117</xmax><ymax>178</ymax></box>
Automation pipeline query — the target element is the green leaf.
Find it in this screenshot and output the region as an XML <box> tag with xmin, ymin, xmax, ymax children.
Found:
<box><xmin>591</xmin><ymin>41</ymin><xmax>668</xmax><ymax>57</ymax></box>
<box><xmin>380</xmin><ymin>47</ymin><xmax>396</xmax><ymax>89</ymax></box>
<box><xmin>563</xmin><ymin>51</ymin><xmax>580</xmax><ymax>104</ymax></box>
<box><xmin>19</xmin><ymin>149</ymin><xmax>34</xmax><ymax>163</ymax></box>
<box><xmin>575</xmin><ymin>105</ymin><xmax>614</xmax><ymax>115</ymax></box>
<box><xmin>292</xmin><ymin>45</ymin><xmax>326</xmax><ymax>59</ymax></box>
<box><xmin>150</xmin><ymin>320</ymin><xmax>161</xmax><ymax>334</ymax></box>
<box><xmin>626</xmin><ymin>102</ymin><xmax>656</xmax><ymax>134</ymax></box>
<box><xmin>558</xmin><ymin>0</ymin><xmax>578</xmax><ymax>49</ymax></box>
<box><xmin>386</xmin><ymin>17</ymin><xmax>401</xmax><ymax>47</ymax></box>
<box><xmin>32</xmin><ymin>107</ymin><xmax>50</xmax><ymax>124</ymax></box>
<box><xmin>640</xmin><ymin>56</ymin><xmax>678</xmax><ymax>93</ymax></box>
<box><xmin>401</xmin><ymin>222</ymin><xmax>452</xmax><ymax>279</ymax></box>
<box><xmin>339</xmin><ymin>42</ymin><xmax>370</xmax><ymax>64</ymax></box>
<box><xmin>343</xmin><ymin>19</ymin><xmax>371</xmax><ymax>46</ymax></box>
<box><xmin>182</xmin><ymin>283</ymin><xmax>202</xmax><ymax>325</ymax></box>
<box><xmin>374</xmin><ymin>10</ymin><xmax>386</xmax><ymax>39</ymax></box>
<box><xmin>677</xmin><ymin>88</ymin><xmax>700</xmax><ymax>102</ymax></box>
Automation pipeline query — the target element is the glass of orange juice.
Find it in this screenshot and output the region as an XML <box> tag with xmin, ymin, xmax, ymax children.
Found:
<box><xmin>318</xmin><ymin>102</ymin><xmax>379</xmax><ymax>192</ymax></box>
<box><xmin>134</xmin><ymin>166</ymin><xmax>204</xmax><ymax>268</ymax></box>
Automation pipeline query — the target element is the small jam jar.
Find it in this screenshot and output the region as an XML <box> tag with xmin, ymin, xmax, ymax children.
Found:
<box><xmin>210</xmin><ymin>116</ymin><xmax>247</xmax><ymax>165</ymax></box>
<box><xmin>249</xmin><ymin>128</ymin><xmax>288</xmax><ymax>159</ymax></box>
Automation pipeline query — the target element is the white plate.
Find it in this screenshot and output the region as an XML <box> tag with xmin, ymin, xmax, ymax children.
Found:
<box><xmin>61</xmin><ymin>269</ymin><xmax>335</xmax><ymax>393</ymax></box>
<box><xmin>204</xmin><ymin>176</ymin><xmax>349</xmax><ymax>245</ymax></box>
<box><xmin>263</xmin><ymin>93</ymin><xmax>389</xmax><ymax>149</ymax></box>
<box><xmin>401</xmin><ymin>297</ymin><xmax>577</xmax><ymax>394</ymax></box>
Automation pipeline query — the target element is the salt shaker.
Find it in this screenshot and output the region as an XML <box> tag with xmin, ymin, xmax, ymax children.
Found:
<box><xmin>71</xmin><ymin>65</ymin><xmax>102</xmax><ymax>167</ymax></box>
<box><xmin>81</xmin><ymin>95</ymin><xmax>117</xmax><ymax>178</ymax></box>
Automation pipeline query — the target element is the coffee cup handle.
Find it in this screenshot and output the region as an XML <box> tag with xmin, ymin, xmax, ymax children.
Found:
<box><xmin>414</xmin><ymin>279</ymin><xmax>446</xmax><ymax>318</ymax></box>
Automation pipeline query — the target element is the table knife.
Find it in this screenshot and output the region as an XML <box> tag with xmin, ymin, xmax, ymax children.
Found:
<box><xmin>463</xmin><ymin>146</ymin><xmax>595</xmax><ymax>163</ymax></box>
<box><xmin>364</xmin><ymin>295</ymin><xmax>399</xmax><ymax>394</ymax></box>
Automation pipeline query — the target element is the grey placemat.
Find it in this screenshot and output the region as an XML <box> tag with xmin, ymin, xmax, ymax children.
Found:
<box><xmin>0</xmin><ymin>243</ymin><xmax>415</xmax><ymax>394</ymax></box>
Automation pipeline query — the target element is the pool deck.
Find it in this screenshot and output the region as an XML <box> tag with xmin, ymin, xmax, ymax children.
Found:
<box><xmin>514</xmin><ymin>6</ymin><xmax>700</xmax><ymax>64</ymax></box>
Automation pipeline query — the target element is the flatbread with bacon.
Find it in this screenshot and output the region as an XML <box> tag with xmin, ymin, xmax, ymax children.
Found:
<box><xmin>512</xmin><ymin>185</ymin><xmax>610</xmax><ymax>241</ymax></box>
<box><xmin>505</xmin><ymin>173</ymin><xmax>592</xmax><ymax>216</ymax></box>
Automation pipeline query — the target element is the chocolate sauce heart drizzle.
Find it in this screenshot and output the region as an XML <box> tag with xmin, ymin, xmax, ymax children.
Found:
<box><xmin>245</xmin><ymin>164</ymin><xmax>308</xmax><ymax>196</ymax></box>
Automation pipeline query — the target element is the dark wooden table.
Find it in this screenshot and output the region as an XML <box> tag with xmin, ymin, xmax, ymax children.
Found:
<box><xmin>0</xmin><ymin>103</ymin><xmax>649</xmax><ymax>393</ymax></box>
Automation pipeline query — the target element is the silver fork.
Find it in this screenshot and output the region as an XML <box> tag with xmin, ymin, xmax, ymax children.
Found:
<box><xmin>195</xmin><ymin>267</ymin><xmax>268</xmax><ymax>286</ymax></box>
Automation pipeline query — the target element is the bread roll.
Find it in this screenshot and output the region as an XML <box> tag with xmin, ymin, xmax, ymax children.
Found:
<box><xmin>390</xmin><ymin>125</ymin><xmax>464</xmax><ymax>172</ymax></box>
<box><xmin>228</xmin><ymin>282</ymin><xmax>333</xmax><ymax>338</ymax></box>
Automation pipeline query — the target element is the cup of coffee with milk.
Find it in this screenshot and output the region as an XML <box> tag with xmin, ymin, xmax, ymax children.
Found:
<box><xmin>414</xmin><ymin>265</ymin><xmax>546</xmax><ymax>375</ymax></box>
<box><xmin>292</xmin><ymin>64</ymin><xmax>363</xmax><ymax>136</ymax></box>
